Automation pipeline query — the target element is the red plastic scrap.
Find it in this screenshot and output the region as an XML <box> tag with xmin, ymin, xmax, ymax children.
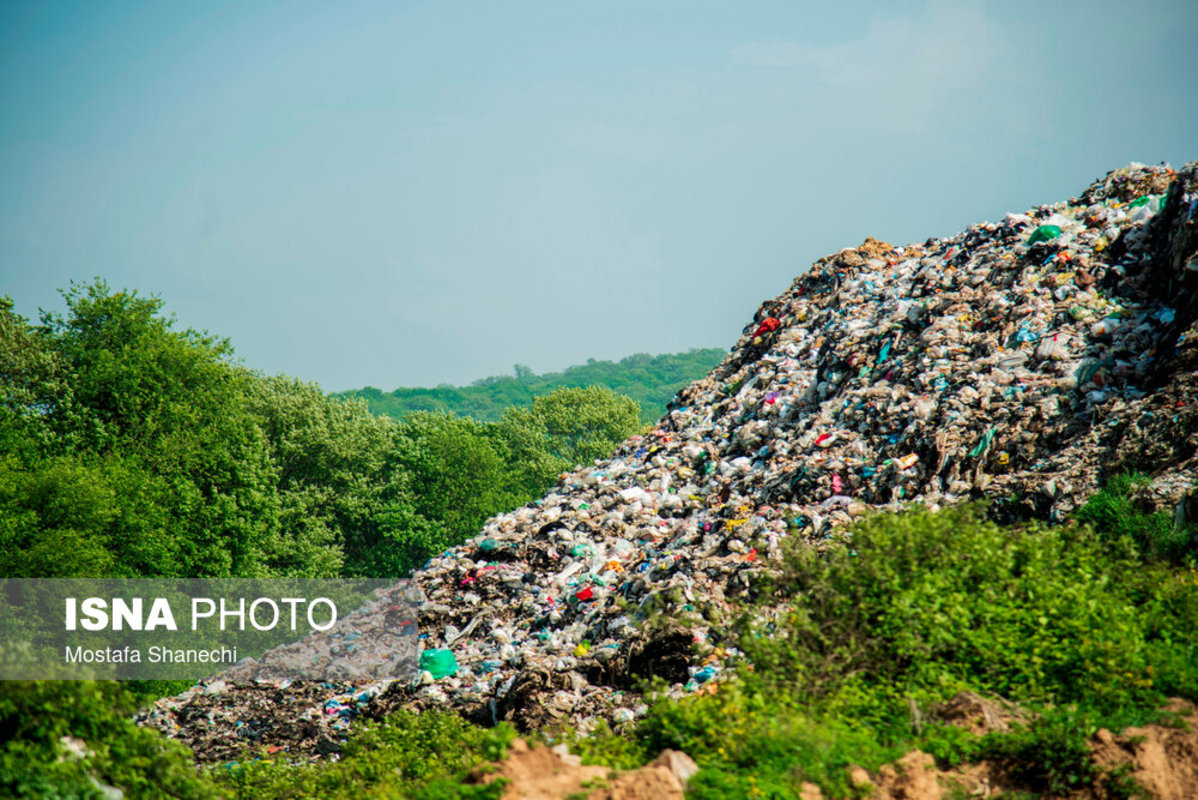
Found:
<box><xmin>753</xmin><ymin>317</ymin><xmax>782</xmax><ymax>338</ymax></box>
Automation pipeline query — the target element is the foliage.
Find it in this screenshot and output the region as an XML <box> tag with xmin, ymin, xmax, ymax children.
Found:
<box><xmin>497</xmin><ymin>386</ymin><xmax>643</xmax><ymax>496</ymax></box>
<box><xmin>8</xmin><ymin>280</ymin><xmax>1197</xmax><ymax>798</ymax></box>
<box><xmin>0</xmin><ymin>297</ymin><xmax>65</xmax><ymax>458</ymax></box>
<box><xmin>0</xmin><ymin>681</ymin><xmax>225</xmax><ymax>799</ymax></box>
<box><xmin>397</xmin><ymin>411</ymin><xmax>520</xmax><ymax>550</ymax></box>
<box><xmin>742</xmin><ymin>505</ymin><xmax>1165</xmax><ymax>717</ymax></box>
<box><xmin>340</xmin><ymin>349</ymin><xmax>724</xmax><ymax>424</ymax></box>
<box><xmin>244</xmin><ymin>375</ymin><xmax>438</xmax><ymax>578</ymax></box>
<box><xmin>1</xmin><ymin>283</ymin><xmax>281</xmax><ymax>577</ymax></box>
<box><xmin>635</xmin><ymin>683</ymin><xmax>896</xmax><ymax>798</ymax></box>
<box><xmin>976</xmin><ymin>708</ymin><xmax>1099</xmax><ymax>797</ymax></box>
<box><xmin>0</xmin><ymin>282</ymin><xmax>651</xmax><ymax>581</ymax></box>
<box><xmin>0</xmin><ymin>686</ymin><xmax>516</xmax><ymax>800</ymax></box>
<box><xmin>570</xmin><ymin>503</ymin><xmax>1198</xmax><ymax>798</ymax></box>
<box><xmin>394</xmin><ymin>388</ymin><xmax>643</xmax><ymax>555</ymax></box>
<box><xmin>566</xmin><ymin>720</ymin><xmax>651</xmax><ymax>771</ymax></box>
<box><xmin>1076</xmin><ymin>473</ymin><xmax>1197</xmax><ymax>566</ymax></box>
<box><xmin>0</xmin><ymin>280</ymin><xmax>658</xmax><ymax>796</ymax></box>
<box><xmin>213</xmin><ymin>711</ymin><xmax>516</xmax><ymax>799</ymax></box>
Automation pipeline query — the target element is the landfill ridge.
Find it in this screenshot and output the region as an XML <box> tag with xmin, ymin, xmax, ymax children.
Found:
<box><xmin>139</xmin><ymin>162</ymin><xmax>1198</xmax><ymax>762</ymax></box>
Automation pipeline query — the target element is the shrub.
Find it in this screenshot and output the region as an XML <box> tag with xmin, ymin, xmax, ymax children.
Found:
<box><xmin>742</xmin><ymin>505</ymin><xmax>1160</xmax><ymax>717</ymax></box>
<box><xmin>0</xmin><ymin>681</ymin><xmax>223</xmax><ymax>799</ymax></box>
<box><xmin>1077</xmin><ymin>473</ymin><xmax>1197</xmax><ymax>566</ymax></box>
<box><xmin>978</xmin><ymin>707</ymin><xmax>1098</xmax><ymax>797</ymax></box>
<box><xmin>214</xmin><ymin>711</ymin><xmax>517</xmax><ymax>799</ymax></box>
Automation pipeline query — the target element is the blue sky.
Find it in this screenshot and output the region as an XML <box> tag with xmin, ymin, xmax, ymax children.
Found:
<box><xmin>2</xmin><ymin>0</ymin><xmax>1195</xmax><ymax>391</ymax></box>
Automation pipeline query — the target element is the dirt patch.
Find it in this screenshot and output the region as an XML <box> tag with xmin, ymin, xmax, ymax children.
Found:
<box><xmin>853</xmin><ymin>698</ymin><xmax>1198</xmax><ymax>799</ymax></box>
<box><xmin>1090</xmin><ymin>699</ymin><xmax>1198</xmax><ymax>800</ymax></box>
<box><xmin>471</xmin><ymin>740</ymin><xmax>695</xmax><ymax>800</ymax></box>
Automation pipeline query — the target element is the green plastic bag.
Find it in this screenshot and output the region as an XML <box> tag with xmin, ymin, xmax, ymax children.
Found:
<box><xmin>1127</xmin><ymin>194</ymin><xmax>1163</xmax><ymax>209</ymax></box>
<box><xmin>968</xmin><ymin>427</ymin><xmax>997</xmax><ymax>458</ymax></box>
<box><xmin>1027</xmin><ymin>224</ymin><xmax>1062</xmax><ymax>245</ymax></box>
<box><xmin>420</xmin><ymin>648</ymin><xmax>458</xmax><ymax>679</ymax></box>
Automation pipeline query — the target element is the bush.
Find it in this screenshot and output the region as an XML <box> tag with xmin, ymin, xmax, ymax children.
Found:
<box><xmin>742</xmin><ymin>505</ymin><xmax>1161</xmax><ymax>718</ymax></box>
<box><xmin>595</xmin><ymin>503</ymin><xmax>1198</xmax><ymax>797</ymax></box>
<box><xmin>1077</xmin><ymin>473</ymin><xmax>1197</xmax><ymax>566</ymax></box>
<box><xmin>214</xmin><ymin>711</ymin><xmax>517</xmax><ymax>799</ymax></box>
<box><xmin>978</xmin><ymin>707</ymin><xmax>1099</xmax><ymax>797</ymax></box>
<box><xmin>636</xmin><ymin>684</ymin><xmax>896</xmax><ymax>798</ymax></box>
<box><xmin>0</xmin><ymin>681</ymin><xmax>223</xmax><ymax>799</ymax></box>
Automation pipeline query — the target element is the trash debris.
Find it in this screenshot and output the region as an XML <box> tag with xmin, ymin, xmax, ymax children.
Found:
<box><xmin>420</xmin><ymin>649</ymin><xmax>458</xmax><ymax>680</ymax></box>
<box><xmin>139</xmin><ymin>162</ymin><xmax>1198</xmax><ymax>762</ymax></box>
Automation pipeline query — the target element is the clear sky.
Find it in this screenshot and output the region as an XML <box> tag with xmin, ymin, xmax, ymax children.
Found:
<box><xmin>2</xmin><ymin>1</ymin><xmax>1195</xmax><ymax>392</ymax></box>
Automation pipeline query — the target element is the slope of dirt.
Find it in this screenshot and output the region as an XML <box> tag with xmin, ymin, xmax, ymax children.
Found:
<box><xmin>1090</xmin><ymin>699</ymin><xmax>1198</xmax><ymax>800</ymax></box>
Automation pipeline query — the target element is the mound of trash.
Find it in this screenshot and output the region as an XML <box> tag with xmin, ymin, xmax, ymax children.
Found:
<box><xmin>139</xmin><ymin>162</ymin><xmax>1198</xmax><ymax>761</ymax></box>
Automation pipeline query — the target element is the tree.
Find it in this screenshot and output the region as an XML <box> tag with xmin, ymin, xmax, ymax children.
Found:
<box><xmin>244</xmin><ymin>375</ymin><xmax>441</xmax><ymax>577</ymax></box>
<box><xmin>6</xmin><ymin>280</ymin><xmax>280</xmax><ymax>577</ymax></box>
<box><xmin>0</xmin><ymin>454</ymin><xmax>118</xmax><ymax>577</ymax></box>
<box><xmin>399</xmin><ymin>412</ymin><xmax>517</xmax><ymax>546</ymax></box>
<box><xmin>0</xmin><ymin>297</ymin><xmax>64</xmax><ymax>458</ymax></box>
<box><xmin>498</xmin><ymin>386</ymin><xmax>642</xmax><ymax>495</ymax></box>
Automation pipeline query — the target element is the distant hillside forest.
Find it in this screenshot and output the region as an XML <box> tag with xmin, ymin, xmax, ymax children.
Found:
<box><xmin>340</xmin><ymin>349</ymin><xmax>726</xmax><ymax>423</ymax></box>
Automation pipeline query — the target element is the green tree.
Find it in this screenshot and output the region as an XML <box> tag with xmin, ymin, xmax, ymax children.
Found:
<box><xmin>0</xmin><ymin>281</ymin><xmax>280</xmax><ymax>577</ymax></box>
<box><xmin>399</xmin><ymin>412</ymin><xmax>518</xmax><ymax>546</ymax></box>
<box><xmin>0</xmin><ymin>298</ymin><xmax>64</xmax><ymax>459</ymax></box>
<box><xmin>339</xmin><ymin>348</ymin><xmax>724</xmax><ymax>423</ymax></box>
<box><xmin>0</xmin><ymin>454</ymin><xmax>118</xmax><ymax>577</ymax></box>
<box><xmin>244</xmin><ymin>375</ymin><xmax>436</xmax><ymax>577</ymax></box>
<box><xmin>498</xmin><ymin>386</ymin><xmax>642</xmax><ymax>494</ymax></box>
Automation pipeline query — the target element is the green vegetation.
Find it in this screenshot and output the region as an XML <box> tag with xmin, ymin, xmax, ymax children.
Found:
<box><xmin>0</xmin><ymin>280</ymin><xmax>650</xmax><ymax>798</ymax></box>
<box><xmin>0</xmin><ymin>281</ymin><xmax>643</xmax><ymax>580</ymax></box>
<box><xmin>215</xmin><ymin>711</ymin><xmax>518</xmax><ymax>800</ymax></box>
<box><xmin>4</xmin><ymin>466</ymin><xmax>1196</xmax><ymax>798</ymax></box>
<box><xmin>495</xmin><ymin>387</ymin><xmax>642</xmax><ymax>497</ymax></box>
<box><xmin>3</xmin><ymin>281</ymin><xmax>1197</xmax><ymax>798</ymax></box>
<box><xmin>340</xmin><ymin>349</ymin><xmax>725</xmax><ymax>424</ymax></box>
<box><xmin>0</xmin><ymin>682</ymin><xmax>516</xmax><ymax>800</ymax></box>
<box><xmin>1076</xmin><ymin>472</ymin><xmax>1198</xmax><ymax>566</ymax></box>
<box><xmin>743</xmin><ymin>506</ymin><xmax>1169</xmax><ymax>716</ymax></box>
<box><xmin>0</xmin><ymin>681</ymin><xmax>218</xmax><ymax>799</ymax></box>
<box><xmin>571</xmin><ymin>502</ymin><xmax>1198</xmax><ymax>798</ymax></box>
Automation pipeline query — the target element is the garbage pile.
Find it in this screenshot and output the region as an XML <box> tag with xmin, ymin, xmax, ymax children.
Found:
<box><xmin>140</xmin><ymin>162</ymin><xmax>1198</xmax><ymax>761</ymax></box>
<box><xmin>137</xmin><ymin>680</ymin><xmax>386</xmax><ymax>762</ymax></box>
<box><xmin>136</xmin><ymin>582</ymin><xmax>420</xmax><ymax>761</ymax></box>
